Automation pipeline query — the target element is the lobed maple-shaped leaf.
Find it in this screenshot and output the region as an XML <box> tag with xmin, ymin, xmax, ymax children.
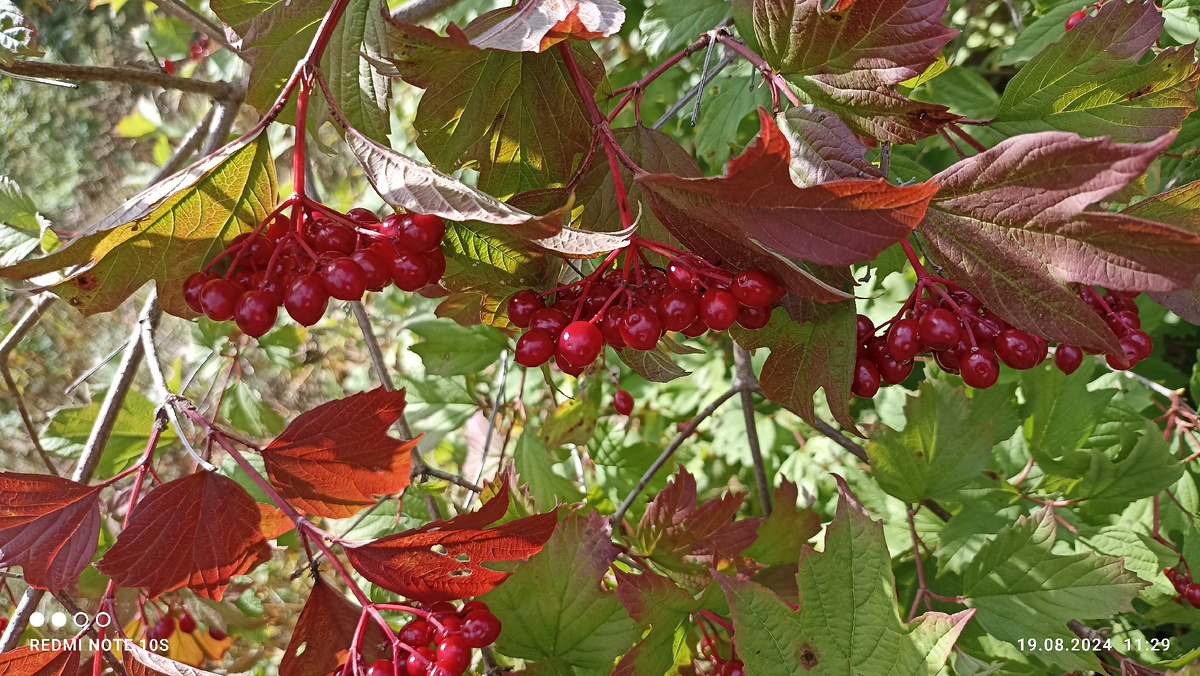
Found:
<box><xmin>0</xmin><ymin>645</ymin><xmax>79</xmax><ymax>676</ymax></box>
<box><xmin>96</xmin><ymin>470</ymin><xmax>272</xmax><ymax>600</ymax></box>
<box><xmin>731</xmin><ymin>301</ymin><xmax>859</xmax><ymax>432</ymax></box>
<box><xmin>384</xmin><ymin>21</ymin><xmax>603</xmax><ymax>200</ymax></box>
<box><xmin>716</xmin><ymin>476</ymin><xmax>973</xmax><ymax>676</ymax></box>
<box><xmin>280</xmin><ymin>579</ymin><xmax>385</xmax><ymax>676</ymax></box>
<box><xmin>962</xmin><ymin>508</ymin><xmax>1147</xmax><ymax>672</ymax></box>
<box><xmin>343</xmin><ymin>482</ymin><xmax>557</xmax><ymax>602</ymax></box>
<box><xmin>734</xmin><ymin>0</ymin><xmax>959</xmax><ymax>142</ymax></box>
<box><xmin>480</xmin><ymin>512</ymin><xmax>640</xmax><ymax>670</ymax></box>
<box><xmin>993</xmin><ymin>0</ymin><xmax>1198</xmax><ymax>143</ymax></box>
<box><xmin>467</xmin><ymin>0</ymin><xmax>624</xmax><ymax>53</ymax></box>
<box><xmin>635</xmin><ymin>467</ymin><xmax>759</xmax><ymax>575</ymax></box>
<box><xmin>918</xmin><ymin>130</ymin><xmax>1200</xmax><ymax>353</ymax></box>
<box><xmin>638</xmin><ymin>109</ymin><xmax>937</xmax><ymax>301</ymax></box>
<box><xmin>742</xmin><ymin>480</ymin><xmax>822</xmax><ymax>566</ymax></box>
<box><xmin>0</xmin><ymin>472</ymin><xmax>102</xmax><ymax>592</ymax></box>
<box><xmin>612</xmin><ymin>569</ymin><xmax>708</xmax><ymax>676</ymax></box>
<box><xmin>1123</xmin><ymin>180</ymin><xmax>1200</xmax><ymax>323</ymax></box>
<box><xmin>776</xmin><ymin>106</ymin><xmax>882</xmax><ymax>187</ymax></box>
<box><xmin>0</xmin><ymin>132</ymin><xmax>276</xmax><ymax>316</ymax></box>
<box><xmin>260</xmin><ymin>388</ymin><xmax>415</xmax><ymax>519</ymax></box>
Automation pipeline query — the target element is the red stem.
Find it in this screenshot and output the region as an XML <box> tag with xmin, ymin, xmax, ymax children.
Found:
<box><xmin>713</xmin><ymin>32</ymin><xmax>799</xmax><ymax>109</ymax></box>
<box><xmin>608</xmin><ymin>34</ymin><xmax>712</xmax><ymax>121</ymax></box>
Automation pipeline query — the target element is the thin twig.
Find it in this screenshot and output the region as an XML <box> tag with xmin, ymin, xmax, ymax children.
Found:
<box><xmin>810</xmin><ymin>418</ymin><xmax>870</xmax><ymax>463</ymax></box>
<box><xmin>461</xmin><ymin>351</ymin><xmax>509</xmax><ymax>508</ymax></box>
<box><xmin>879</xmin><ymin>141</ymin><xmax>892</xmax><ymax>178</ymax></box>
<box><xmin>733</xmin><ymin>345</ymin><xmax>771</xmax><ymax>516</ymax></box>
<box><xmin>651</xmin><ymin>51</ymin><xmax>737</xmax><ymax>131</ymax></box>
<box><xmin>64</xmin><ymin>337</ymin><xmax>131</xmax><ymax>395</ymax></box>
<box><xmin>0</xmin><ymin>60</ymin><xmax>240</xmax><ymax>98</ymax></box>
<box><xmin>611</xmin><ymin>386</ymin><xmax>739</xmax><ymax>526</ymax></box>
<box><xmin>350</xmin><ymin>301</ymin><xmax>414</xmax><ymax>441</ymax></box>
<box><xmin>201</xmin><ymin>93</ymin><xmax>243</xmax><ymax>156</ymax></box>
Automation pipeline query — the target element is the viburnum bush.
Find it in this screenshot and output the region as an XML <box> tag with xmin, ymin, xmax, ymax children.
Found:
<box><xmin>8</xmin><ymin>0</ymin><xmax>1200</xmax><ymax>674</ymax></box>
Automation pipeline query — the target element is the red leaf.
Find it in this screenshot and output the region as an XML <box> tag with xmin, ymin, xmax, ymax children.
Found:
<box><xmin>638</xmin><ymin>109</ymin><xmax>937</xmax><ymax>299</ymax></box>
<box><xmin>344</xmin><ymin>483</ymin><xmax>557</xmax><ymax>602</ymax></box>
<box><xmin>0</xmin><ymin>473</ymin><xmax>102</xmax><ymax>592</ymax></box>
<box><xmin>920</xmin><ymin>131</ymin><xmax>1193</xmax><ymax>352</ymax></box>
<box><xmin>1123</xmin><ymin>179</ymin><xmax>1200</xmax><ymax>322</ymax></box>
<box><xmin>0</xmin><ymin>646</ymin><xmax>79</xmax><ymax>676</ymax></box>
<box><xmin>777</xmin><ymin>106</ymin><xmax>883</xmax><ymax>186</ymax></box>
<box><xmin>467</xmin><ymin>0</ymin><xmax>625</xmax><ymax>52</ymax></box>
<box><xmin>260</xmin><ymin>388</ymin><xmax>415</xmax><ymax>519</ymax></box>
<box><xmin>280</xmin><ymin>579</ymin><xmax>385</xmax><ymax>676</ymax></box>
<box><xmin>95</xmin><ymin>471</ymin><xmax>271</xmax><ymax>600</ymax></box>
<box><xmin>636</xmin><ymin>467</ymin><xmax>760</xmax><ymax>568</ymax></box>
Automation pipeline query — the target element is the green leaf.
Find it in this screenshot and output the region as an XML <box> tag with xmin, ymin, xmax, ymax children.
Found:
<box><xmin>997</xmin><ymin>3</ymin><xmax>1078</xmax><ymax>66</ymax></box>
<box><xmin>218</xmin><ymin>381</ymin><xmax>285</xmax><ymax>439</ymax></box>
<box><xmin>614</xmin><ymin>346</ymin><xmax>690</xmax><ymax>383</ymax></box>
<box><xmin>512</xmin><ymin>424</ymin><xmax>584</xmax><ymax>510</ymax></box>
<box><xmin>482</xmin><ymin>512</ymin><xmax>640</xmax><ymax>669</ymax></box>
<box><xmin>406</xmin><ymin>318</ymin><xmax>508</xmax><ymax>377</ymax></box>
<box><xmin>0</xmin><ymin>133</ymin><xmax>277</xmax><ymax>316</ymax></box>
<box><xmin>0</xmin><ymin>175</ymin><xmax>41</xmax><ymax>231</ymax></box>
<box><xmin>1020</xmin><ymin>362</ymin><xmax>1116</xmax><ymax>477</ymax></box>
<box><xmin>717</xmin><ymin>477</ymin><xmax>972</xmax><ymax>676</ymax></box>
<box><xmin>962</xmin><ymin>509</ymin><xmax>1148</xmax><ymax>672</ymax></box>
<box><xmin>214</xmin><ymin>0</ymin><xmax>323</xmax><ymax>113</ymax></box>
<box><xmin>323</xmin><ymin>0</ymin><xmax>390</xmax><ymax>144</ymax></box>
<box><xmin>1055</xmin><ymin>421</ymin><xmax>1185</xmax><ymax>512</ymax></box>
<box><xmin>743</xmin><ymin>480</ymin><xmax>821</xmax><ymax>566</ymax></box>
<box><xmin>867</xmin><ymin>380</ymin><xmax>996</xmax><ymax>504</ymax></box>
<box><xmin>0</xmin><ymin>176</ymin><xmax>52</xmax><ymax>266</ymax></box>
<box><xmin>385</xmin><ymin>23</ymin><xmax>604</xmax><ymax>199</ymax></box>
<box><xmin>542</xmin><ymin>377</ymin><xmax>602</xmax><ymax>450</ymax></box>
<box><xmin>694</xmin><ymin>62</ymin><xmax>769</xmax><ymax>167</ymax></box>
<box><xmin>401</xmin><ymin>376</ymin><xmax>478</xmax><ymax>442</ymax></box>
<box><xmin>1162</xmin><ymin>0</ymin><xmax>1200</xmax><ymax>44</ymax></box>
<box><xmin>731</xmin><ymin>301</ymin><xmax>858</xmax><ymax>432</ymax></box>
<box><xmin>934</xmin><ymin>483</ymin><xmax>1022</xmax><ymax>575</ymax></box>
<box><xmin>43</xmin><ymin>392</ymin><xmax>176</xmax><ymax>479</ymax></box>
<box><xmin>0</xmin><ymin>0</ymin><xmax>41</xmax><ymax>65</ymax></box>
<box><xmin>639</xmin><ymin>0</ymin><xmax>731</xmax><ymax>58</ymax></box>
<box><xmin>612</xmin><ymin>570</ymin><xmax>708</xmax><ymax>676</ymax></box>
<box><xmin>992</xmin><ymin>0</ymin><xmax>1198</xmax><ymax>142</ymax></box>
<box><xmin>908</xmin><ymin>67</ymin><xmax>1000</xmax><ymax>120</ymax></box>
<box><xmin>1080</xmin><ymin>525</ymin><xmax>1177</xmax><ymax>602</ymax></box>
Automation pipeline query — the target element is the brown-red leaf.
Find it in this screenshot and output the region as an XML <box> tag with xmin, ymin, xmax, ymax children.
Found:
<box><xmin>0</xmin><ymin>473</ymin><xmax>102</xmax><ymax>592</ymax></box>
<box><xmin>467</xmin><ymin>0</ymin><xmax>624</xmax><ymax>53</ymax></box>
<box><xmin>636</xmin><ymin>467</ymin><xmax>759</xmax><ymax>569</ymax></box>
<box><xmin>261</xmin><ymin>388</ymin><xmax>415</xmax><ymax>519</ymax></box>
<box><xmin>95</xmin><ymin>470</ymin><xmax>271</xmax><ymax>600</ymax></box>
<box><xmin>0</xmin><ymin>646</ymin><xmax>79</xmax><ymax>676</ymax></box>
<box><xmin>343</xmin><ymin>483</ymin><xmax>557</xmax><ymax>602</ymax></box>
<box><xmin>638</xmin><ymin>108</ymin><xmax>937</xmax><ymax>300</ymax></box>
<box><xmin>280</xmin><ymin>579</ymin><xmax>385</xmax><ymax>676</ymax></box>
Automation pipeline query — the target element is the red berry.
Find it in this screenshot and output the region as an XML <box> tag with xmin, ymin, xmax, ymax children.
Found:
<box><xmin>910</xmin><ymin>297</ymin><xmax>937</xmax><ymax>317</ymax></box>
<box><xmin>737</xmin><ymin>305</ymin><xmax>771</xmax><ymax>330</ymax></box>
<box><xmin>352</xmin><ymin>249</ymin><xmax>392</xmax><ymax>291</ymax></box>
<box><xmin>436</xmin><ymin>635</ymin><xmax>471</xmax><ymax>672</ymax></box>
<box><xmin>378</xmin><ymin>213</ymin><xmax>403</xmax><ymax>237</ymax></box>
<box><xmin>861</xmin><ymin>336</ymin><xmax>887</xmax><ymax>362</ymax></box>
<box><xmin>515</xmin><ymin>329</ymin><xmax>555</xmax><ymax>367</ymax></box>
<box><xmin>234</xmin><ymin>290</ymin><xmax>278</xmax><ymax>337</ymax></box>
<box><xmin>682</xmin><ymin>316</ymin><xmax>707</xmax><ymax>338</ymax></box>
<box><xmin>156</xmin><ymin>616</ymin><xmax>176</xmax><ymax>638</ymax></box>
<box><xmin>851</xmin><ymin>357</ymin><xmax>881</xmax><ymax>398</ymax></box>
<box><xmin>264</xmin><ymin>214</ymin><xmax>290</xmax><ymax>241</ymax></box>
<box><xmin>208</xmin><ymin>627</ymin><xmax>227</xmax><ymax>641</ymax></box>
<box><xmin>322</xmin><ymin>258</ymin><xmax>368</xmax><ymax>301</ymax></box>
<box><xmin>177</xmin><ymin>611</ymin><xmax>196</xmax><ymax>634</ymax></box>
<box><xmin>666</xmin><ymin>262</ymin><xmax>696</xmax><ymax>290</ymax></box>
<box><xmin>399</xmin><ymin>619</ymin><xmax>434</xmax><ymax>646</ymax></box>
<box><xmin>200</xmin><ymin>278</ymin><xmax>240</xmax><ymax>321</ymax></box>
<box><xmin>507</xmin><ymin>290</ymin><xmax>543</xmax><ymax>329</ymax></box>
<box><xmin>238</xmin><ymin>235</ymin><xmax>275</xmax><ymax>268</ymax></box>
<box><xmin>1125</xmin><ymin>329</ymin><xmax>1152</xmax><ymax>361</ymax></box>
<box><xmin>284</xmin><ymin>275</ymin><xmax>329</xmax><ymax>326</ymax></box>
<box><xmin>620</xmin><ymin>307</ymin><xmax>663</xmax><ymax>350</ymax></box>
<box><xmin>459</xmin><ymin>601</ymin><xmax>488</xmax><ymax>615</ymax></box>
<box><xmin>1054</xmin><ymin>345</ymin><xmax>1083</xmax><ymax>375</ymax></box>
<box><xmin>856</xmin><ymin>314</ymin><xmax>874</xmax><ymax>343</ymax></box>
<box><xmin>699</xmin><ymin>289</ymin><xmax>738</xmax><ymax>330</ymax></box>
<box><xmin>947</xmin><ymin>289</ymin><xmax>981</xmax><ymax>314</ymax></box>
<box><xmin>347</xmin><ymin>208</ymin><xmax>380</xmax><ymax>226</ymax></box>
<box><xmin>406</xmin><ymin>647</ymin><xmax>435</xmax><ymax>676</ymax></box>
<box><xmin>887</xmin><ymin>318</ymin><xmax>921</xmax><ymax>363</ymax></box>
<box><xmin>163</xmin><ymin>59</ymin><xmax>177</xmax><ymax>74</ymax></box>
<box><xmin>424</xmin><ymin>249</ymin><xmax>447</xmax><ymax>284</ymax></box>
<box><xmin>722</xmin><ymin>660</ymin><xmax>745</xmax><ymax>676</ymax></box>
<box><xmin>1186</xmin><ymin>584</ymin><xmax>1200</xmax><ymax>608</ymax></box>
<box><xmin>876</xmin><ymin>352</ymin><xmax>914</xmax><ymax>385</ymax></box>
<box><xmin>971</xmin><ymin>312</ymin><xmax>1005</xmax><ymax>350</ymax></box>
<box><xmin>435</xmin><ymin>615</ymin><xmax>462</xmax><ymax>641</ymax></box>
<box><xmin>557</xmin><ymin>321</ymin><xmax>603</xmax><ymax>366</ymax></box>
<box><xmin>600</xmin><ymin>306</ymin><xmax>626</xmax><ymax>347</ymax></box>
<box><xmin>365</xmin><ymin>659</ymin><xmax>393</xmax><ymax>676</ymax></box>
<box><xmin>312</xmin><ymin>222</ymin><xmax>357</xmax><ymax>254</ymax></box>
<box><xmin>184</xmin><ymin>272</ymin><xmax>216</xmax><ymax>313</ymax></box>
<box><xmin>388</xmin><ymin>250</ymin><xmax>431</xmax><ymax>291</ymax></box>
<box><xmin>934</xmin><ymin>344</ymin><xmax>964</xmax><ymax>375</ymax></box>
<box><xmin>398</xmin><ymin>214</ymin><xmax>446</xmax><ymax>254</ymax></box>
<box><xmin>188</xmin><ymin>42</ymin><xmax>206</xmax><ymax>61</ymax></box>
<box><xmin>460</xmin><ymin>610</ymin><xmax>501</xmax><ymax>648</ymax></box>
<box><xmin>556</xmin><ymin>357</ymin><xmax>587</xmax><ymax>377</ymax></box>
<box><xmin>918</xmin><ymin>308</ymin><xmax>962</xmax><ymax>351</ymax></box>
<box><xmin>529</xmin><ymin>307</ymin><xmax>569</xmax><ymax>337</ymax></box>
<box><xmin>1065</xmin><ymin>9</ymin><xmax>1086</xmax><ymax>29</ymax></box>
<box><xmin>613</xmin><ymin>390</ymin><xmax>634</xmax><ymax>416</ymax></box>
<box><xmin>659</xmin><ymin>291</ymin><xmax>700</xmax><ymax>332</ymax></box>
<box><xmin>961</xmin><ymin>349</ymin><xmax>999</xmax><ymax>389</ymax></box>
<box><xmin>996</xmin><ymin>328</ymin><xmax>1041</xmax><ymax>370</ymax></box>
<box><xmin>730</xmin><ymin>270</ymin><xmax>782</xmax><ymax>307</ymax></box>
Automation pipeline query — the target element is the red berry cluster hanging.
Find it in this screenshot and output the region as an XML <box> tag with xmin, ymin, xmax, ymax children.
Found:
<box><xmin>352</xmin><ymin>601</ymin><xmax>500</xmax><ymax>676</ymax></box>
<box><xmin>183</xmin><ymin>201</ymin><xmax>446</xmax><ymax>337</ymax></box>
<box><xmin>693</xmin><ymin>615</ymin><xmax>743</xmax><ymax>676</ymax></box>
<box><xmin>506</xmin><ymin>237</ymin><xmax>784</xmax><ymax>376</ymax></box>
<box><xmin>852</xmin><ymin>279</ymin><xmax>1150</xmax><ymax>398</ymax></box>
<box><xmin>1166</xmin><ymin>566</ymin><xmax>1200</xmax><ymax>607</ymax></box>
<box><xmin>142</xmin><ymin>607</ymin><xmax>216</xmax><ymax>643</ymax></box>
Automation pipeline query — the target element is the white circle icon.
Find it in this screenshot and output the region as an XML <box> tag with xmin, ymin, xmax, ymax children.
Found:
<box><xmin>29</xmin><ymin>612</ymin><xmax>44</xmax><ymax>627</ymax></box>
<box><xmin>50</xmin><ymin>612</ymin><xmax>67</xmax><ymax>628</ymax></box>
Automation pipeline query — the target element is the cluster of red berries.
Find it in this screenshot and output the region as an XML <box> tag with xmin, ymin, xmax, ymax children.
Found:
<box><xmin>852</xmin><ymin>283</ymin><xmax>1150</xmax><ymax>397</ymax></box>
<box><xmin>355</xmin><ymin>601</ymin><xmax>500</xmax><ymax>676</ymax></box>
<box><xmin>162</xmin><ymin>35</ymin><xmax>213</xmax><ymax>75</ymax></box>
<box><xmin>143</xmin><ymin>609</ymin><xmax>226</xmax><ymax>641</ymax></box>
<box><xmin>183</xmin><ymin>207</ymin><xmax>445</xmax><ymax>337</ymax></box>
<box><xmin>507</xmin><ymin>253</ymin><xmax>783</xmax><ymax>377</ymax></box>
<box><xmin>1165</xmin><ymin>567</ymin><xmax>1200</xmax><ymax>607</ymax></box>
<box><xmin>696</xmin><ymin>636</ymin><xmax>744</xmax><ymax>676</ymax></box>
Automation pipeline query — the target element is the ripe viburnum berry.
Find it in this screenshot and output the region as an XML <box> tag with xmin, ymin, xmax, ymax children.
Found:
<box><xmin>613</xmin><ymin>390</ymin><xmax>634</xmax><ymax>416</ymax></box>
<box><xmin>557</xmin><ymin>321</ymin><xmax>603</xmax><ymax>366</ymax></box>
<box><xmin>515</xmin><ymin>329</ymin><xmax>555</xmax><ymax>367</ymax></box>
<box><xmin>1065</xmin><ymin>9</ymin><xmax>1086</xmax><ymax>29</ymax></box>
<box><xmin>460</xmin><ymin>610</ymin><xmax>501</xmax><ymax>647</ymax></box>
<box><xmin>365</xmin><ymin>659</ymin><xmax>392</xmax><ymax>676</ymax></box>
<box><xmin>177</xmin><ymin>611</ymin><xmax>196</xmax><ymax>634</ymax></box>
